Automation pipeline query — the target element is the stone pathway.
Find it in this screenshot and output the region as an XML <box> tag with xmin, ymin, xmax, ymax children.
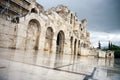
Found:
<box><xmin>0</xmin><ymin>48</ymin><xmax>120</xmax><ymax>80</ymax></box>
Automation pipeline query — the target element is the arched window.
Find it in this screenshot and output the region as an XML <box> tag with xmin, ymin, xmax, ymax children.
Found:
<box><xmin>31</xmin><ymin>8</ymin><xmax>38</xmax><ymax>13</ymax></box>
<box><xmin>44</xmin><ymin>27</ymin><xmax>54</xmax><ymax>52</ymax></box>
<box><xmin>25</xmin><ymin>19</ymin><xmax>40</xmax><ymax>50</ymax></box>
<box><xmin>70</xmin><ymin>13</ymin><xmax>73</xmax><ymax>24</ymax></box>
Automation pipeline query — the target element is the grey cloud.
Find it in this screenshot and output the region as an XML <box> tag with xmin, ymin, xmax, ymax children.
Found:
<box><xmin>37</xmin><ymin>0</ymin><xmax>120</xmax><ymax>33</ymax></box>
<box><xmin>37</xmin><ymin>0</ymin><xmax>120</xmax><ymax>46</ymax></box>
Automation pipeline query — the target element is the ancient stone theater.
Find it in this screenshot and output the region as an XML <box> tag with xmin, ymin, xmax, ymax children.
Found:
<box><xmin>0</xmin><ymin>0</ymin><xmax>94</xmax><ymax>56</ymax></box>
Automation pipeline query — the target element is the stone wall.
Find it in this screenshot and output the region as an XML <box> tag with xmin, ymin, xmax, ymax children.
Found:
<box><xmin>0</xmin><ymin>18</ymin><xmax>17</xmax><ymax>49</ymax></box>
<box><xmin>0</xmin><ymin>0</ymin><xmax>114</xmax><ymax>58</ymax></box>
<box><xmin>98</xmin><ymin>50</ymin><xmax>106</xmax><ymax>58</ymax></box>
<box><xmin>92</xmin><ymin>49</ymin><xmax>114</xmax><ymax>58</ymax></box>
<box><xmin>106</xmin><ymin>50</ymin><xmax>114</xmax><ymax>58</ymax></box>
<box><xmin>15</xmin><ymin>12</ymin><xmax>72</xmax><ymax>54</ymax></box>
<box><xmin>0</xmin><ymin>1</ymin><xmax>92</xmax><ymax>56</ymax></box>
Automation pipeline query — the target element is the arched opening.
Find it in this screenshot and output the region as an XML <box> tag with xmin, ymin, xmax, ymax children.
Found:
<box><xmin>25</xmin><ymin>19</ymin><xmax>40</xmax><ymax>50</ymax></box>
<box><xmin>11</xmin><ymin>17</ymin><xmax>19</xmax><ymax>23</ymax></box>
<box><xmin>31</xmin><ymin>8</ymin><xmax>38</xmax><ymax>13</ymax></box>
<box><xmin>70</xmin><ymin>36</ymin><xmax>73</xmax><ymax>54</ymax></box>
<box><xmin>70</xmin><ymin>13</ymin><xmax>73</xmax><ymax>24</ymax></box>
<box><xmin>78</xmin><ymin>40</ymin><xmax>81</xmax><ymax>55</ymax></box>
<box><xmin>74</xmin><ymin>39</ymin><xmax>77</xmax><ymax>55</ymax></box>
<box><xmin>84</xmin><ymin>43</ymin><xmax>86</xmax><ymax>48</ymax></box>
<box><xmin>55</xmin><ymin>30</ymin><xmax>65</xmax><ymax>67</ymax></box>
<box><xmin>44</xmin><ymin>27</ymin><xmax>54</xmax><ymax>53</ymax></box>
<box><xmin>81</xmin><ymin>42</ymin><xmax>83</xmax><ymax>47</ymax></box>
<box><xmin>56</xmin><ymin>31</ymin><xmax>65</xmax><ymax>54</ymax></box>
<box><xmin>109</xmin><ymin>53</ymin><xmax>111</xmax><ymax>57</ymax></box>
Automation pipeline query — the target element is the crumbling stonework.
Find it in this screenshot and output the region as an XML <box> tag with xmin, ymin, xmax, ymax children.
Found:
<box><xmin>0</xmin><ymin>0</ymin><xmax>114</xmax><ymax>58</ymax></box>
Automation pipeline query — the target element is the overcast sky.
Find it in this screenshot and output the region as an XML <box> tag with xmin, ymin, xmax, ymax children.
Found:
<box><xmin>36</xmin><ymin>0</ymin><xmax>120</xmax><ymax>47</ymax></box>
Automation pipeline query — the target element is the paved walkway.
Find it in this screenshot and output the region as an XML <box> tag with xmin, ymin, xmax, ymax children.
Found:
<box><xmin>0</xmin><ymin>48</ymin><xmax>120</xmax><ymax>80</ymax></box>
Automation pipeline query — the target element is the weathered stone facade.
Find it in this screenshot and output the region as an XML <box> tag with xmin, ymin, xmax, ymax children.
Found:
<box><xmin>0</xmin><ymin>0</ymin><xmax>114</xmax><ymax>58</ymax></box>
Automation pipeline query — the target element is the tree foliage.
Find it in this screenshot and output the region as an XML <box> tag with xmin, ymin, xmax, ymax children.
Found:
<box><xmin>102</xmin><ymin>44</ymin><xmax>120</xmax><ymax>58</ymax></box>
<box><xmin>98</xmin><ymin>41</ymin><xmax>101</xmax><ymax>49</ymax></box>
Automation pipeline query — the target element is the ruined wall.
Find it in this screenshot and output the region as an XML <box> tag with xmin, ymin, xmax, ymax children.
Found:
<box><xmin>80</xmin><ymin>47</ymin><xmax>90</xmax><ymax>56</ymax></box>
<box><xmin>90</xmin><ymin>49</ymin><xmax>114</xmax><ymax>58</ymax></box>
<box><xmin>106</xmin><ymin>50</ymin><xmax>114</xmax><ymax>58</ymax></box>
<box><xmin>0</xmin><ymin>1</ymin><xmax>92</xmax><ymax>56</ymax></box>
<box><xmin>98</xmin><ymin>50</ymin><xmax>106</xmax><ymax>58</ymax></box>
<box><xmin>15</xmin><ymin>11</ymin><xmax>72</xmax><ymax>54</ymax></box>
<box><xmin>0</xmin><ymin>18</ymin><xmax>17</xmax><ymax>48</ymax></box>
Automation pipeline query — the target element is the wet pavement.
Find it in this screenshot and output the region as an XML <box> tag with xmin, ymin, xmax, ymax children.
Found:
<box><xmin>0</xmin><ymin>48</ymin><xmax>120</xmax><ymax>80</ymax></box>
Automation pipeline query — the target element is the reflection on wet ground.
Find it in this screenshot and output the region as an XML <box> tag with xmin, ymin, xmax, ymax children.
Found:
<box><xmin>0</xmin><ymin>48</ymin><xmax>120</xmax><ymax>80</ymax></box>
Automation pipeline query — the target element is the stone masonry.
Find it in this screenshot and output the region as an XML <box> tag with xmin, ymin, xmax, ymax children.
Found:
<box><xmin>0</xmin><ymin>0</ymin><xmax>114</xmax><ymax>58</ymax></box>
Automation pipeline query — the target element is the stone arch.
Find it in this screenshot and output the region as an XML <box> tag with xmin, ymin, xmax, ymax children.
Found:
<box><xmin>83</xmin><ymin>43</ymin><xmax>86</xmax><ymax>48</ymax></box>
<box><xmin>81</xmin><ymin>42</ymin><xmax>83</xmax><ymax>47</ymax></box>
<box><xmin>55</xmin><ymin>30</ymin><xmax>65</xmax><ymax>66</ymax></box>
<box><xmin>70</xmin><ymin>13</ymin><xmax>73</xmax><ymax>24</ymax></box>
<box><xmin>74</xmin><ymin>39</ymin><xmax>77</xmax><ymax>55</ymax></box>
<box><xmin>31</xmin><ymin>8</ymin><xmax>38</xmax><ymax>13</ymax></box>
<box><xmin>78</xmin><ymin>40</ymin><xmax>81</xmax><ymax>55</ymax></box>
<box><xmin>70</xmin><ymin>36</ymin><xmax>73</xmax><ymax>54</ymax></box>
<box><xmin>78</xmin><ymin>40</ymin><xmax>80</xmax><ymax>48</ymax></box>
<box><xmin>25</xmin><ymin>19</ymin><xmax>40</xmax><ymax>50</ymax></box>
<box><xmin>56</xmin><ymin>30</ymin><xmax>65</xmax><ymax>54</ymax></box>
<box><xmin>44</xmin><ymin>27</ymin><xmax>54</xmax><ymax>53</ymax></box>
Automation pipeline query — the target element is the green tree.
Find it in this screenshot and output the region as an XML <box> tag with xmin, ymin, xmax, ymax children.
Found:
<box><xmin>102</xmin><ymin>43</ymin><xmax>120</xmax><ymax>58</ymax></box>
<box><xmin>108</xmin><ymin>41</ymin><xmax>111</xmax><ymax>50</ymax></box>
<box><xmin>98</xmin><ymin>41</ymin><xmax>101</xmax><ymax>49</ymax></box>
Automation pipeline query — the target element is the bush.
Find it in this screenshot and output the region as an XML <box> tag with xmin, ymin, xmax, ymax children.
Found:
<box><xmin>114</xmin><ymin>50</ymin><xmax>120</xmax><ymax>58</ymax></box>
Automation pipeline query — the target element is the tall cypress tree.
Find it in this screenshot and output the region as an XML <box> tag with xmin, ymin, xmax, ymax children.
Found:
<box><xmin>111</xmin><ymin>42</ymin><xmax>113</xmax><ymax>50</ymax></box>
<box><xmin>98</xmin><ymin>41</ymin><xmax>101</xmax><ymax>49</ymax></box>
<box><xmin>108</xmin><ymin>41</ymin><xmax>111</xmax><ymax>50</ymax></box>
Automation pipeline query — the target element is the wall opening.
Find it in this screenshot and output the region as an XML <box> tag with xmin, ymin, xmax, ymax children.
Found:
<box><xmin>56</xmin><ymin>31</ymin><xmax>65</xmax><ymax>54</ymax></box>
<box><xmin>70</xmin><ymin>36</ymin><xmax>73</xmax><ymax>54</ymax></box>
<box><xmin>74</xmin><ymin>39</ymin><xmax>77</xmax><ymax>55</ymax></box>
<box><xmin>55</xmin><ymin>30</ymin><xmax>65</xmax><ymax>67</ymax></box>
<box><xmin>44</xmin><ymin>27</ymin><xmax>54</xmax><ymax>53</ymax></box>
<box><xmin>70</xmin><ymin>13</ymin><xmax>73</xmax><ymax>24</ymax></box>
<box><xmin>78</xmin><ymin>40</ymin><xmax>81</xmax><ymax>55</ymax></box>
<box><xmin>31</xmin><ymin>8</ymin><xmax>38</xmax><ymax>13</ymax></box>
<box><xmin>25</xmin><ymin>19</ymin><xmax>40</xmax><ymax>50</ymax></box>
